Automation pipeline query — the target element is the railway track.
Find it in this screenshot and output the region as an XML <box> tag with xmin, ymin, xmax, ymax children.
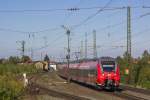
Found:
<box><xmin>116</xmin><ymin>85</ymin><xmax>150</xmax><ymax>100</ymax></box>
<box><xmin>120</xmin><ymin>84</ymin><xmax>150</xmax><ymax>95</ymax></box>
<box><xmin>26</xmin><ymin>71</ymin><xmax>90</xmax><ymax>100</ymax></box>
<box><xmin>70</xmin><ymin>77</ymin><xmax>150</xmax><ymax>100</ymax></box>
<box><xmin>113</xmin><ymin>92</ymin><xmax>149</xmax><ymax>100</ymax></box>
<box><xmin>30</xmin><ymin>83</ymin><xmax>90</xmax><ymax>100</ymax></box>
<box><xmin>24</xmin><ymin>71</ymin><xmax>149</xmax><ymax>100</ymax></box>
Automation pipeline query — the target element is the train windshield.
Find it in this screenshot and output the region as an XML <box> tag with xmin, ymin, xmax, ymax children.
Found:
<box><xmin>101</xmin><ymin>61</ymin><xmax>115</xmax><ymax>72</ymax></box>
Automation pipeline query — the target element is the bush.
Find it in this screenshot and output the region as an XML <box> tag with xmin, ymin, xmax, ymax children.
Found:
<box><xmin>0</xmin><ymin>63</ymin><xmax>37</xmax><ymax>100</ymax></box>
<box><xmin>117</xmin><ymin>50</ymin><xmax>150</xmax><ymax>89</ymax></box>
<box><xmin>0</xmin><ymin>75</ymin><xmax>23</xmax><ymax>100</ymax></box>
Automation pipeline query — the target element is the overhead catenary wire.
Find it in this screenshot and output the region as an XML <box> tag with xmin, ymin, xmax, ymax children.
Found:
<box><xmin>99</xmin><ymin>28</ymin><xmax>150</xmax><ymax>48</ymax></box>
<box><xmin>71</xmin><ymin>0</ymin><xmax>113</xmax><ymax>29</ymax></box>
<box><xmin>69</xmin><ymin>5</ymin><xmax>147</xmax><ymax>47</ymax></box>
<box><xmin>0</xmin><ymin>8</ymin><xmax>126</xmax><ymax>35</ymax></box>
<box><xmin>0</xmin><ymin>6</ymin><xmax>144</xmax><ymax>35</ymax></box>
<box><xmin>0</xmin><ymin>6</ymin><xmax>141</xmax><ymax>13</ymax></box>
<box><xmin>95</xmin><ymin>28</ymin><xmax>150</xmax><ymax>55</ymax></box>
<box><xmin>1</xmin><ymin>0</ymin><xmax>149</xmax><ymax>59</ymax></box>
<box><xmin>33</xmin><ymin>33</ymin><xmax>65</xmax><ymax>51</ymax></box>
<box><xmin>71</xmin><ymin>5</ymin><xmax>149</xmax><ymax>48</ymax></box>
<box><xmin>71</xmin><ymin>9</ymin><xmax>124</xmax><ymax>43</ymax></box>
<box><xmin>71</xmin><ymin>20</ymin><xmax>150</xmax><ymax>58</ymax></box>
<box><xmin>0</xmin><ymin>27</ymin><xmax>60</xmax><ymax>34</ymax></box>
<box><xmin>70</xmin><ymin>5</ymin><xmax>145</xmax><ymax>30</ymax></box>
<box><xmin>74</xmin><ymin>13</ymin><xmax>143</xmax><ymax>47</ymax></box>
<box><xmin>62</xmin><ymin>0</ymin><xmax>82</xmax><ymax>24</ymax></box>
<box><xmin>0</xmin><ymin>27</ymin><xmax>28</xmax><ymax>34</ymax></box>
<box><xmin>140</xmin><ymin>12</ymin><xmax>150</xmax><ymax>18</ymax></box>
<box><xmin>33</xmin><ymin>1</ymin><xmax>83</xmax><ymax>53</ymax></box>
<box><xmin>139</xmin><ymin>6</ymin><xmax>150</xmax><ymax>18</ymax></box>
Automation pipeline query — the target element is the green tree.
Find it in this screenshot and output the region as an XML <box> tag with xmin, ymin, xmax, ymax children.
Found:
<box><xmin>21</xmin><ymin>55</ymin><xmax>31</xmax><ymax>63</ymax></box>
<box><xmin>8</xmin><ymin>56</ymin><xmax>20</xmax><ymax>64</ymax></box>
<box><xmin>117</xmin><ymin>50</ymin><xmax>150</xmax><ymax>88</ymax></box>
<box><xmin>142</xmin><ymin>50</ymin><xmax>150</xmax><ymax>62</ymax></box>
<box><xmin>44</xmin><ymin>54</ymin><xmax>49</xmax><ymax>62</ymax></box>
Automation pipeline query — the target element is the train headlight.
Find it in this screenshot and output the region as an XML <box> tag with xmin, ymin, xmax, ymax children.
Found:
<box><xmin>108</xmin><ymin>73</ymin><xmax>111</xmax><ymax>77</ymax></box>
<box><xmin>102</xmin><ymin>73</ymin><xmax>104</xmax><ymax>76</ymax></box>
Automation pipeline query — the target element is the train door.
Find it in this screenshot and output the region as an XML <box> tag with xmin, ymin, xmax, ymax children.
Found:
<box><xmin>88</xmin><ymin>62</ymin><xmax>97</xmax><ymax>85</ymax></box>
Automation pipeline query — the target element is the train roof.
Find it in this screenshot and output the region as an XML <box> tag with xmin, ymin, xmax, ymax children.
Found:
<box><xmin>99</xmin><ymin>57</ymin><xmax>116</xmax><ymax>62</ymax></box>
<box><xmin>57</xmin><ymin>57</ymin><xmax>116</xmax><ymax>64</ymax></box>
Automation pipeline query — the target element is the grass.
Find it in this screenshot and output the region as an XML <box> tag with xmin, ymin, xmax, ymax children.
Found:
<box><xmin>0</xmin><ymin>63</ymin><xmax>37</xmax><ymax>100</ymax></box>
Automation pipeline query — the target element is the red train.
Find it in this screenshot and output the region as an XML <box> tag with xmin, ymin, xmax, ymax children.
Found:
<box><xmin>57</xmin><ymin>57</ymin><xmax>120</xmax><ymax>90</ymax></box>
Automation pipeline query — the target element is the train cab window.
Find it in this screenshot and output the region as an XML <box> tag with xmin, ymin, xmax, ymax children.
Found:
<box><xmin>101</xmin><ymin>61</ymin><xmax>115</xmax><ymax>72</ymax></box>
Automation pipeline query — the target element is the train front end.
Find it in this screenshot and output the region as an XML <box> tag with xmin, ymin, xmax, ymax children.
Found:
<box><xmin>96</xmin><ymin>57</ymin><xmax>120</xmax><ymax>90</ymax></box>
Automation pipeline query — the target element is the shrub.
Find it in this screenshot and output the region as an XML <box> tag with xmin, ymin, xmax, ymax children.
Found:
<box><xmin>0</xmin><ymin>63</ymin><xmax>37</xmax><ymax>99</ymax></box>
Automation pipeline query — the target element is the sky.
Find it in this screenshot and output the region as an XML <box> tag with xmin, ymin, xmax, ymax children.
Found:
<box><xmin>0</xmin><ymin>0</ymin><xmax>150</xmax><ymax>61</ymax></box>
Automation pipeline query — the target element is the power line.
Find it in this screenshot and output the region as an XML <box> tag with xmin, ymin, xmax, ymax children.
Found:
<box><xmin>139</xmin><ymin>6</ymin><xmax>150</xmax><ymax>18</ymax></box>
<box><xmin>73</xmin><ymin>24</ymin><xmax>150</xmax><ymax>58</ymax></box>
<box><xmin>70</xmin><ymin>14</ymin><xmax>146</xmax><ymax>58</ymax></box>
<box><xmin>77</xmin><ymin>14</ymin><xmax>142</xmax><ymax>46</ymax></box>
<box><xmin>0</xmin><ymin>27</ymin><xmax>60</xmax><ymax>34</ymax></box>
<box><xmin>140</xmin><ymin>12</ymin><xmax>150</xmax><ymax>18</ymax></box>
<box><xmin>36</xmin><ymin>0</ymin><xmax>81</xmax><ymax>54</ymax></box>
<box><xmin>71</xmin><ymin>6</ymin><xmax>144</xmax><ymax>44</ymax></box>
<box><xmin>142</xmin><ymin>6</ymin><xmax>150</xmax><ymax>8</ymax></box>
<box><xmin>34</xmin><ymin>33</ymin><xmax>65</xmax><ymax>51</ymax></box>
<box><xmin>72</xmin><ymin>9</ymin><xmax>124</xmax><ymax>46</ymax></box>
<box><xmin>97</xmin><ymin>28</ymin><xmax>150</xmax><ymax>57</ymax></box>
<box><xmin>0</xmin><ymin>28</ymin><xmax>28</xmax><ymax>34</ymax></box>
<box><xmin>103</xmin><ymin>28</ymin><xmax>150</xmax><ymax>49</ymax></box>
<box><xmin>0</xmin><ymin>6</ymin><xmax>137</xmax><ymax>13</ymax></box>
<box><xmin>62</xmin><ymin>0</ymin><xmax>82</xmax><ymax>24</ymax></box>
<box><xmin>71</xmin><ymin>0</ymin><xmax>113</xmax><ymax>29</ymax></box>
<box><xmin>0</xmin><ymin>8</ymin><xmax>68</xmax><ymax>13</ymax></box>
<box><xmin>70</xmin><ymin>6</ymin><xmax>144</xmax><ymax>30</ymax></box>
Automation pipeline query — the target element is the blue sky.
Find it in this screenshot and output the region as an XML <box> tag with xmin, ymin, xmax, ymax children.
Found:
<box><xmin>0</xmin><ymin>0</ymin><xmax>150</xmax><ymax>60</ymax></box>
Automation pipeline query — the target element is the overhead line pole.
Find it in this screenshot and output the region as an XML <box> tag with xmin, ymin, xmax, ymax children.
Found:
<box><xmin>62</xmin><ymin>25</ymin><xmax>71</xmax><ymax>83</ymax></box>
<box><xmin>29</xmin><ymin>33</ymin><xmax>35</xmax><ymax>60</ymax></box>
<box><xmin>93</xmin><ymin>30</ymin><xmax>97</xmax><ymax>59</ymax></box>
<box><xmin>67</xmin><ymin>29</ymin><xmax>70</xmax><ymax>83</ymax></box>
<box><xmin>127</xmin><ymin>6</ymin><xmax>132</xmax><ymax>84</ymax></box>
<box><xmin>80</xmin><ymin>40</ymin><xmax>83</xmax><ymax>59</ymax></box>
<box><xmin>127</xmin><ymin>6</ymin><xmax>131</xmax><ymax>61</ymax></box>
<box><xmin>22</xmin><ymin>40</ymin><xmax>25</xmax><ymax>58</ymax></box>
<box><xmin>16</xmin><ymin>40</ymin><xmax>25</xmax><ymax>58</ymax></box>
<box><xmin>85</xmin><ymin>33</ymin><xmax>87</xmax><ymax>59</ymax></box>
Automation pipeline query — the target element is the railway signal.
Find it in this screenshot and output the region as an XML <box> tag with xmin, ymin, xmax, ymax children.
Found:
<box><xmin>125</xmin><ymin>68</ymin><xmax>129</xmax><ymax>75</ymax></box>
